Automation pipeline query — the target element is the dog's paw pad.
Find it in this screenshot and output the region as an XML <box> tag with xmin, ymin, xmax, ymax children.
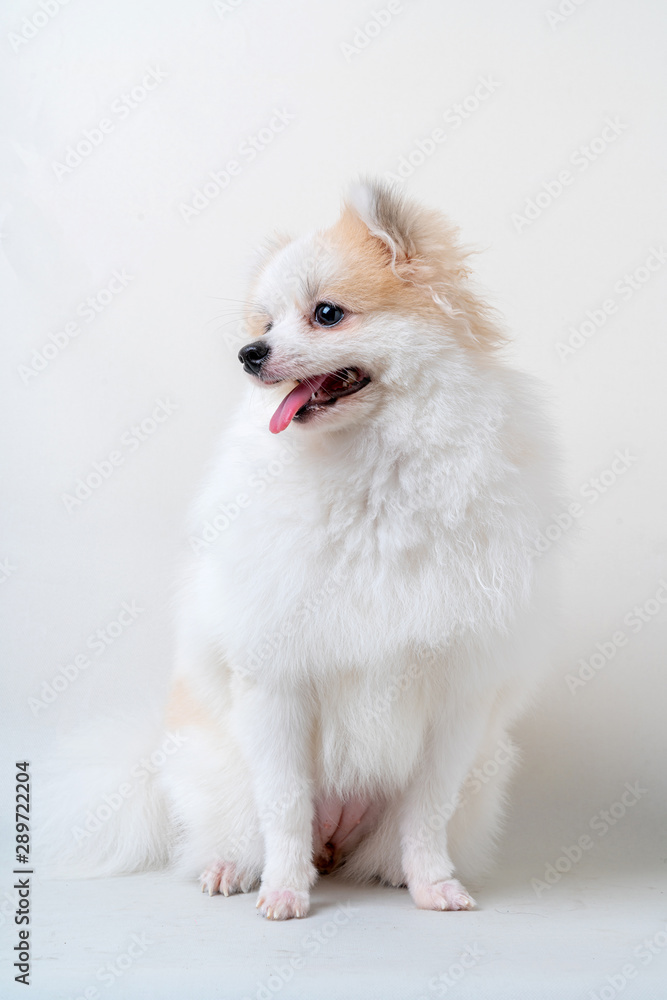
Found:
<box><xmin>199</xmin><ymin>861</ymin><xmax>241</xmax><ymax>897</ymax></box>
<box><xmin>256</xmin><ymin>887</ymin><xmax>310</xmax><ymax>920</ymax></box>
<box><xmin>410</xmin><ymin>878</ymin><xmax>476</xmax><ymax>911</ymax></box>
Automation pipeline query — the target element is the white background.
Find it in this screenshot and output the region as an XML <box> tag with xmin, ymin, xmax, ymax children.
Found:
<box><xmin>1</xmin><ymin>0</ymin><xmax>666</xmax><ymax>996</ymax></box>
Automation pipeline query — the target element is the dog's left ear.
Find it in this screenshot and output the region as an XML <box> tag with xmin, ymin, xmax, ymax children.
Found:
<box><xmin>343</xmin><ymin>180</ymin><xmax>505</xmax><ymax>351</ymax></box>
<box><xmin>343</xmin><ymin>179</ymin><xmax>468</xmax><ymax>293</ymax></box>
<box><xmin>345</xmin><ymin>180</ymin><xmax>422</xmax><ymax>263</ymax></box>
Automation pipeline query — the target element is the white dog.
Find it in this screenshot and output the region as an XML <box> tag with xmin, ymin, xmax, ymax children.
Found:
<box><xmin>47</xmin><ymin>181</ymin><xmax>559</xmax><ymax>920</ymax></box>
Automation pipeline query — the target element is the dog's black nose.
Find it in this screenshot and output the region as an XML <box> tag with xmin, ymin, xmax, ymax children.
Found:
<box><xmin>238</xmin><ymin>340</ymin><xmax>270</xmax><ymax>375</ymax></box>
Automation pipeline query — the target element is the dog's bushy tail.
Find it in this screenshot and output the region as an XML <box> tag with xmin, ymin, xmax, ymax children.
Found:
<box><xmin>448</xmin><ymin>733</ymin><xmax>521</xmax><ymax>883</ymax></box>
<box><xmin>36</xmin><ymin>715</ymin><xmax>174</xmax><ymax>878</ymax></box>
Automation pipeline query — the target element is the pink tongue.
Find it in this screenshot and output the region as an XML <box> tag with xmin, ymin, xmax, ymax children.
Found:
<box><xmin>269</xmin><ymin>375</ymin><xmax>328</xmax><ymax>434</ymax></box>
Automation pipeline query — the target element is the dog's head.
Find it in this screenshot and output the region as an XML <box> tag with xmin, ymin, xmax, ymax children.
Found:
<box><xmin>238</xmin><ymin>181</ymin><xmax>504</xmax><ymax>435</ymax></box>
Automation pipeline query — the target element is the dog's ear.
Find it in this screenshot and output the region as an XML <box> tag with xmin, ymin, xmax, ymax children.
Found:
<box><xmin>343</xmin><ymin>179</ymin><xmax>506</xmax><ymax>351</ymax></box>
<box><xmin>343</xmin><ymin>179</ymin><xmax>467</xmax><ymax>291</ymax></box>
<box><xmin>345</xmin><ymin>180</ymin><xmax>423</xmax><ymax>263</ymax></box>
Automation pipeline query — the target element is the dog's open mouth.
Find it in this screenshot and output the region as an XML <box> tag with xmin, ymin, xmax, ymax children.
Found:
<box><xmin>269</xmin><ymin>368</ymin><xmax>371</xmax><ymax>434</ymax></box>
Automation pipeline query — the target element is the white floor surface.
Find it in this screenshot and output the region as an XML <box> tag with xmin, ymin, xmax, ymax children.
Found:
<box><xmin>12</xmin><ymin>862</ymin><xmax>667</xmax><ymax>1000</ymax></box>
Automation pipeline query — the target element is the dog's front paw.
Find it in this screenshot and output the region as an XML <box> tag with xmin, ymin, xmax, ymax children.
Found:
<box><xmin>256</xmin><ymin>886</ymin><xmax>310</xmax><ymax>920</ymax></box>
<box><xmin>409</xmin><ymin>877</ymin><xmax>476</xmax><ymax>911</ymax></box>
<box><xmin>200</xmin><ymin>861</ymin><xmax>257</xmax><ymax>897</ymax></box>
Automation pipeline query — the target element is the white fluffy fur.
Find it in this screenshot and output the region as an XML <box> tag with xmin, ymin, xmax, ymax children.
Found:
<box><xmin>42</xmin><ymin>182</ymin><xmax>560</xmax><ymax>919</ymax></box>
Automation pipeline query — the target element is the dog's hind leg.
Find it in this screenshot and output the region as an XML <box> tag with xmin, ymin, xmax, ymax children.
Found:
<box><xmin>395</xmin><ymin>684</ymin><xmax>505</xmax><ymax>911</ymax></box>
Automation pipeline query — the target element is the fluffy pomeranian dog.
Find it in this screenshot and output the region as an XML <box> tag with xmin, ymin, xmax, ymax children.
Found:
<box><xmin>45</xmin><ymin>181</ymin><xmax>559</xmax><ymax>920</ymax></box>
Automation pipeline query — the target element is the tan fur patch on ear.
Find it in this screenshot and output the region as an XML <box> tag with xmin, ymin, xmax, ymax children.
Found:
<box><xmin>323</xmin><ymin>200</ymin><xmax>507</xmax><ymax>353</ymax></box>
<box><xmin>322</xmin><ymin>208</ymin><xmax>422</xmax><ymax>313</ymax></box>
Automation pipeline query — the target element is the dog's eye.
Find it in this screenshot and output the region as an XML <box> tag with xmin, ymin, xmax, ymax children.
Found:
<box><xmin>264</xmin><ymin>320</ymin><xmax>273</xmax><ymax>334</ymax></box>
<box><xmin>313</xmin><ymin>302</ymin><xmax>345</xmax><ymax>327</ymax></box>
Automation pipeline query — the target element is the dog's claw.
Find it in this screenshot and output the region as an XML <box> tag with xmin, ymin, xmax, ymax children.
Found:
<box><xmin>256</xmin><ymin>888</ymin><xmax>310</xmax><ymax>920</ymax></box>
<box><xmin>200</xmin><ymin>861</ymin><xmax>256</xmax><ymax>898</ymax></box>
<box><xmin>409</xmin><ymin>878</ymin><xmax>476</xmax><ymax>912</ymax></box>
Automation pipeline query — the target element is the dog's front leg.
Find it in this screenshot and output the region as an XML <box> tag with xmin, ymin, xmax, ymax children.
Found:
<box><xmin>237</xmin><ymin>680</ymin><xmax>316</xmax><ymax>920</ymax></box>
<box><xmin>400</xmin><ymin>692</ymin><xmax>494</xmax><ymax>911</ymax></box>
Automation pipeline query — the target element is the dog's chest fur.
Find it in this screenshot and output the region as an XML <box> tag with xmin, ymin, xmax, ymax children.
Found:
<box><xmin>194</xmin><ymin>380</ymin><xmax>542</xmax><ymax>696</ymax></box>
